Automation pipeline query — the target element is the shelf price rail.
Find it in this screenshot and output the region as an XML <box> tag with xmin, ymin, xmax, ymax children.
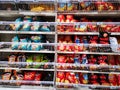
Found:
<box><xmin>56</xmin><ymin>82</ymin><xmax>120</xmax><ymax>89</ymax></box>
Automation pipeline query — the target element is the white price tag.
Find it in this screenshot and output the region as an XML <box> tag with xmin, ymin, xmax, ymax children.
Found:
<box><xmin>78</xmin><ymin>0</ymin><xmax>83</xmax><ymax>2</ymax></box>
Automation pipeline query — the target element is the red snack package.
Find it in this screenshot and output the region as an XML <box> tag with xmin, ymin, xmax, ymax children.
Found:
<box><xmin>57</xmin><ymin>55</ymin><xmax>67</xmax><ymax>69</ymax></box>
<box><xmin>57</xmin><ymin>25</ymin><xmax>65</xmax><ymax>32</ymax></box>
<box><xmin>24</xmin><ymin>71</ymin><xmax>36</xmax><ymax>81</ymax></box>
<box><xmin>109</xmin><ymin>74</ymin><xmax>118</xmax><ymax>86</ymax></box>
<box><xmin>34</xmin><ymin>73</ymin><xmax>42</xmax><ymax>81</ymax></box>
<box><xmin>117</xmin><ymin>74</ymin><xmax>120</xmax><ymax>86</ymax></box>
<box><xmin>56</xmin><ymin>72</ymin><xmax>65</xmax><ymax>83</ymax></box>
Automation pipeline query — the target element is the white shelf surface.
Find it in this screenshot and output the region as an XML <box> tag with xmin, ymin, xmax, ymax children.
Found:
<box><xmin>0</xmin><ymin>10</ymin><xmax>56</xmax><ymax>16</ymax></box>
<box><xmin>57</xmin><ymin>51</ymin><xmax>120</xmax><ymax>55</ymax></box>
<box><xmin>0</xmin><ymin>31</ymin><xmax>55</xmax><ymax>35</ymax></box>
<box><xmin>0</xmin><ymin>48</ymin><xmax>55</xmax><ymax>53</ymax></box>
<box><xmin>58</xmin><ymin>11</ymin><xmax>120</xmax><ymax>16</ymax></box>
<box><xmin>0</xmin><ymin>21</ymin><xmax>56</xmax><ymax>25</ymax></box>
<box><xmin>56</xmin><ymin>63</ymin><xmax>120</xmax><ymax>70</ymax></box>
<box><xmin>58</xmin><ymin>32</ymin><xmax>120</xmax><ymax>35</ymax></box>
<box><xmin>19</xmin><ymin>11</ymin><xmax>56</xmax><ymax>16</ymax></box>
<box><xmin>0</xmin><ymin>10</ymin><xmax>120</xmax><ymax>17</ymax></box>
<box><xmin>56</xmin><ymin>82</ymin><xmax>120</xmax><ymax>89</ymax></box>
<box><xmin>57</xmin><ymin>69</ymin><xmax>120</xmax><ymax>74</ymax></box>
<box><xmin>0</xmin><ymin>67</ymin><xmax>55</xmax><ymax>71</ymax></box>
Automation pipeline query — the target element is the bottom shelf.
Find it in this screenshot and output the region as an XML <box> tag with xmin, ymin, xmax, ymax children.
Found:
<box><xmin>56</xmin><ymin>83</ymin><xmax>120</xmax><ymax>89</ymax></box>
<box><xmin>0</xmin><ymin>86</ymin><xmax>55</xmax><ymax>90</ymax></box>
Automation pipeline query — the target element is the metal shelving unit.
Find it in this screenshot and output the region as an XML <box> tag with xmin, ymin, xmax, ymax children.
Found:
<box><xmin>0</xmin><ymin>0</ymin><xmax>120</xmax><ymax>90</ymax></box>
<box><xmin>0</xmin><ymin>31</ymin><xmax>56</xmax><ymax>34</ymax></box>
<box><xmin>0</xmin><ymin>49</ymin><xmax>55</xmax><ymax>53</ymax></box>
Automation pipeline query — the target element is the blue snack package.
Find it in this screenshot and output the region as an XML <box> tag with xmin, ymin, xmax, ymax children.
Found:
<box><xmin>30</xmin><ymin>44</ymin><xmax>42</xmax><ymax>51</ymax></box>
<box><xmin>40</xmin><ymin>25</ymin><xmax>50</xmax><ymax>32</ymax></box>
<box><xmin>11</xmin><ymin>36</ymin><xmax>19</xmax><ymax>50</ymax></box>
<box><xmin>21</xmin><ymin>16</ymin><xmax>32</xmax><ymax>31</ymax></box>
<box><xmin>15</xmin><ymin>18</ymin><xmax>23</xmax><ymax>31</ymax></box>
<box><xmin>31</xmin><ymin>22</ymin><xmax>40</xmax><ymax>31</ymax></box>
<box><xmin>31</xmin><ymin>35</ymin><xmax>43</xmax><ymax>43</ymax></box>
<box><xmin>10</xmin><ymin>18</ymin><xmax>23</xmax><ymax>31</ymax></box>
<box><xmin>27</xmin><ymin>39</ymin><xmax>31</xmax><ymax>50</ymax></box>
<box><xmin>18</xmin><ymin>38</ymin><xmax>28</xmax><ymax>50</ymax></box>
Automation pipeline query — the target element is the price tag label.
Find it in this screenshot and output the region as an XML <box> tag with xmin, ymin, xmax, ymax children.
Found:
<box><xmin>78</xmin><ymin>0</ymin><xmax>83</xmax><ymax>2</ymax></box>
<box><xmin>14</xmin><ymin>0</ymin><xmax>19</xmax><ymax>2</ymax></box>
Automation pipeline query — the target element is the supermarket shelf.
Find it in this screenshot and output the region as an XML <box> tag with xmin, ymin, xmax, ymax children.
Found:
<box><xmin>0</xmin><ymin>67</ymin><xmax>19</xmax><ymax>70</ymax></box>
<box><xmin>56</xmin><ymin>63</ymin><xmax>120</xmax><ymax>69</ymax></box>
<box><xmin>56</xmin><ymin>83</ymin><xmax>120</xmax><ymax>89</ymax></box>
<box><xmin>0</xmin><ymin>61</ymin><xmax>55</xmax><ymax>65</ymax></box>
<box><xmin>20</xmin><ymin>68</ymin><xmax>54</xmax><ymax>71</ymax></box>
<box><xmin>0</xmin><ymin>67</ymin><xmax>54</xmax><ymax>71</ymax></box>
<box><xmin>57</xmin><ymin>32</ymin><xmax>99</xmax><ymax>35</ymax></box>
<box><xmin>0</xmin><ymin>87</ymin><xmax>55</xmax><ymax>90</ymax></box>
<box><xmin>57</xmin><ymin>51</ymin><xmax>120</xmax><ymax>55</ymax></box>
<box><xmin>0</xmin><ymin>80</ymin><xmax>54</xmax><ymax>85</ymax></box>
<box><xmin>57</xmin><ymin>32</ymin><xmax>120</xmax><ymax>35</ymax></box>
<box><xmin>0</xmin><ymin>21</ymin><xmax>56</xmax><ymax>25</ymax></box>
<box><xmin>0</xmin><ymin>31</ymin><xmax>55</xmax><ymax>35</ymax></box>
<box><xmin>0</xmin><ymin>21</ymin><xmax>120</xmax><ymax>25</ymax></box>
<box><xmin>0</xmin><ymin>11</ymin><xmax>120</xmax><ymax>17</ymax></box>
<box><xmin>57</xmin><ymin>22</ymin><xmax>120</xmax><ymax>25</ymax></box>
<box><xmin>19</xmin><ymin>11</ymin><xmax>56</xmax><ymax>16</ymax></box>
<box><xmin>58</xmin><ymin>11</ymin><xmax>120</xmax><ymax>16</ymax></box>
<box><xmin>57</xmin><ymin>69</ymin><xmax>120</xmax><ymax>74</ymax></box>
<box><xmin>0</xmin><ymin>11</ymin><xmax>19</xmax><ymax>17</ymax></box>
<box><xmin>0</xmin><ymin>10</ymin><xmax>56</xmax><ymax>17</ymax></box>
<box><xmin>0</xmin><ymin>48</ymin><xmax>55</xmax><ymax>53</ymax></box>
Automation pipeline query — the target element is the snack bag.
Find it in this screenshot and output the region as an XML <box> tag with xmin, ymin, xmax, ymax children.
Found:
<box><xmin>32</xmin><ymin>54</ymin><xmax>43</xmax><ymax>68</ymax></box>
<box><xmin>21</xmin><ymin>16</ymin><xmax>32</xmax><ymax>31</ymax></box>
<box><xmin>11</xmin><ymin>36</ymin><xmax>19</xmax><ymax>50</ymax></box>
<box><xmin>17</xmin><ymin>54</ymin><xmax>26</xmax><ymax>68</ymax></box>
<box><xmin>10</xmin><ymin>18</ymin><xmax>23</xmax><ymax>31</ymax></box>
<box><xmin>31</xmin><ymin>35</ymin><xmax>43</xmax><ymax>43</ymax></box>
<box><xmin>30</xmin><ymin>16</ymin><xmax>40</xmax><ymax>31</ymax></box>
<box><xmin>79</xmin><ymin>1</ymin><xmax>95</xmax><ymax>11</ymax></box>
<box><xmin>30</xmin><ymin>43</ymin><xmax>42</xmax><ymax>51</ymax></box>
<box><xmin>24</xmin><ymin>71</ymin><xmax>36</xmax><ymax>81</ymax></box>
<box><xmin>8</xmin><ymin>53</ymin><xmax>17</xmax><ymax>67</ymax></box>
<box><xmin>79</xmin><ymin>24</ymin><xmax>87</xmax><ymax>32</ymax></box>
<box><xmin>26</xmin><ymin>56</ymin><xmax>33</xmax><ymax>68</ymax></box>
<box><xmin>18</xmin><ymin>38</ymin><xmax>28</xmax><ymax>50</ymax></box>
<box><xmin>39</xmin><ymin>25</ymin><xmax>50</xmax><ymax>32</ymax></box>
<box><xmin>31</xmin><ymin>23</ymin><xmax>40</xmax><ymax>31</ymax></box>
<box><xmin>67</xmin><ymin>2</ymin><xmax>74</xmax><ymax>11</ymax></box>
<box><xmin>8</xmin><ymin>54</ymin><xmax>16</xmax><ymax>62</ymax></box>
<box><xmin>58</xmin><ymin>3</ymin><xmax>66</xmax><ymax>11</ymax></box>
<box><xmin>34</xmin><ymin>72</ymin><xmax>42</xmax><ymax>81</ymax></box>
<box><xmin>30</xmin><ymin>35</ymin><xmax>43</xmax><ymax>51</ymax></box>
<box><xmin>2</xmin><ymin>72</ymin><xmax>11</xmax><ymax>80</ymax></box>
<box><xmin>56</xmin><ymin>72</ymin><xmax>65</xmax><ymax>83</ymax></box>
<box><xmin>16</xmin><ymin>71</ymin><xmax>24</xmax><ymax>86</ymax></box>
